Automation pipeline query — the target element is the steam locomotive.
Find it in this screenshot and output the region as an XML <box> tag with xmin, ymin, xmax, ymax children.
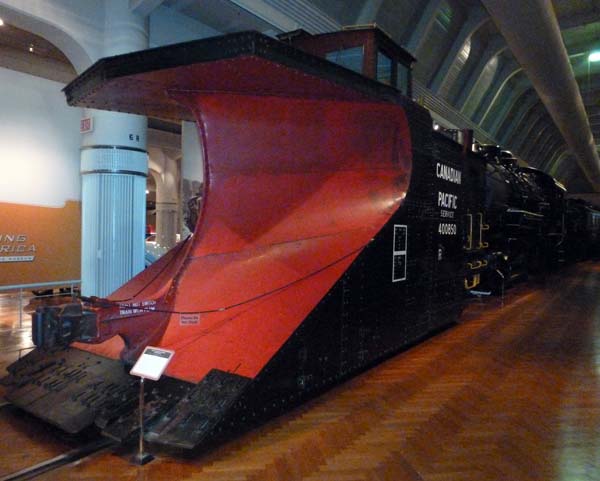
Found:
<box><xmin>2</xmin><ymin>27</ymin><xmax>599</xmax><ymax>452</ymax></box>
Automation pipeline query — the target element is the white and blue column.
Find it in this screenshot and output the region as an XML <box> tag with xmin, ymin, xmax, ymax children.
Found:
<box><xmin>80</xmin><ymin>0</ymin><xmax>148</xmax><ymax>297</ymax></box>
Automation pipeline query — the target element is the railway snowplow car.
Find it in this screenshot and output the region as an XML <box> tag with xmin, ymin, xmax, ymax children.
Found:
<box><xmin>2</xmin><ymin>30</ymin><xmax>467</xmax><ymax>451</ymax></box>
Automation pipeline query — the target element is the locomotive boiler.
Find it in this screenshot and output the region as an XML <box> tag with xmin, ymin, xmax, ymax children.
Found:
<box><xmin>473</xmin><ymin>145</ymin><xmax>567</xmax><ymax>291</ymax></box>
<box><xmin>1</xmin><ymin>27</ymin><xmax>598</xmax><ymax>452</ymax></box>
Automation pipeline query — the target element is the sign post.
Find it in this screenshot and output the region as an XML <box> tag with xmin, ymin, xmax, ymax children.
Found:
<box><xmin>129</xmin><ymin>346</ymin><xmax>175</xmax><ymax>465</ymax></box>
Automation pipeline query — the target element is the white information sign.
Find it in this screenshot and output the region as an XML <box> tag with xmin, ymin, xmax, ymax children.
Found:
<box><xmin>130</xmin><ymin>346</ymin><xmax>175</xmax><ymax>381</ymax></box>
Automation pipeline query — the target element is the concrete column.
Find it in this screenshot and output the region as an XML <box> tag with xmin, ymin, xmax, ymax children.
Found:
<box><xmin>156</xmin><ymin>199</ymin><xmax>178</xmax><ymax>248</ymax></box>
<box><xmin>80</xmin><ymin>0</ymin><xmax>148</xmax><ymax>296</ymax></box>
<box><xmin>150</xmin><ymin>149</ymin><xmax>179</xmax><ymax>250</ymax></box>
<box><xmin>181</xmin><ymin>121</ymin><xmax>204</xmax><ymax>237</ymax></box>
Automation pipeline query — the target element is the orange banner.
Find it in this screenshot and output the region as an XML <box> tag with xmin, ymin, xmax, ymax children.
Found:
<box><xmin>0</xmin><ymin>201</ymin><xmax>81</xmax><ymax>287</ymax></box>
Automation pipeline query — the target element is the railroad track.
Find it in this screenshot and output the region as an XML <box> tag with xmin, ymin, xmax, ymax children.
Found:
<box><xmin>0</xmin><ymin>437</ymin><xmax>116</xmax><ymax>481</ymax></box>
<box><xmin>0</xmin><ymin>401</ymin><xmax>119</xmax><ymax>481</ymax></box>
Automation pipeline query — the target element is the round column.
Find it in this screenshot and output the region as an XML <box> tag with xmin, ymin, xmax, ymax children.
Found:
<box><xmin>80</xmin><ymin>0</ymin><xmax>148</xmax><ymax>296</ymax></box>
<box><xmin>81</xmin><ymin>147</ymin><xmax>147</xmax><ymax>296</ymax></box>
<box><xmin>156</xmin><ymin>201</ymin><xmax>178</xmax><ymax>248</ymax></box>
<box><xmin>155</xmin><ymin>156</ymin><xmax>179</xmax><ymax>250</ymax></box>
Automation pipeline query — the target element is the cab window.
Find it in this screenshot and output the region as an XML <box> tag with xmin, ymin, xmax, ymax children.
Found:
<box><xmin>325</xmin><ymin>47</ymin><xmax>364</xmax><ymax>74</ymax></box>
<box><xmin>377</xmin><ymin>51</ymin><xmax>392</xmax><ymax>85</ymax></box>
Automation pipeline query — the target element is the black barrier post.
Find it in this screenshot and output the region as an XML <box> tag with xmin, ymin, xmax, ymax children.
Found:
<box><xmin>130</xmin><ymin>377</ymin><xmax>154</xmax><ymax>465</ymax></box>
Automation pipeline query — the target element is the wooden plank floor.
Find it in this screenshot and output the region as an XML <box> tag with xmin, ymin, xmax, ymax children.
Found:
<box><xmin>1</xmin><ymin>262</ymin><xmax>600</xmax><ymax>480</ymax></box>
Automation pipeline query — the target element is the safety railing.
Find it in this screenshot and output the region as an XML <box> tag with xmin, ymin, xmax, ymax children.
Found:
<box><xmin>0</xmin><ymin>280</ymin><xmax>80</xmax><ymax>329</ymax></box>
<box><xmin>0</xmin><ymin>281</ymin><xmax>80</xmax><ymax>367</ymax></box>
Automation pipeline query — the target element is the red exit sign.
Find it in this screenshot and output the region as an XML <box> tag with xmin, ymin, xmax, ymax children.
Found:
<box><xmin>80</xmin><ymin>117</ymin><xmax>93</xmax><ymax>133</ymax></box>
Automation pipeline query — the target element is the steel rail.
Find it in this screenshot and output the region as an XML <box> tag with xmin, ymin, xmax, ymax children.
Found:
<box><xmin>0</xmin><ymin>437</ymin><xmax>116</xmax><ymax>481</ymax></box>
